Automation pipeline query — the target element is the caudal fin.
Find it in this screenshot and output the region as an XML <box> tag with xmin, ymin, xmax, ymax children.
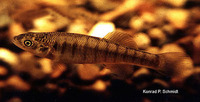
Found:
<box><xmin>157</xmin><ymin>52</ymin><xmax>193</xmax><ymax>79</ymax></box>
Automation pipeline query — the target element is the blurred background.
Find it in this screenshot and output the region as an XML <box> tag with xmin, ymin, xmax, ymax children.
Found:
<box><xmin>0</xmin><ymin>0</ymin><xmax>200</xmax><ymax>102</ymax></box>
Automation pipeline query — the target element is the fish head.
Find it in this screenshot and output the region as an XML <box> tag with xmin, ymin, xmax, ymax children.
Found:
<box><xmin>13</xmin><ymin>32</ymin><xmax>54</xmax><ymax>58</ymax></box>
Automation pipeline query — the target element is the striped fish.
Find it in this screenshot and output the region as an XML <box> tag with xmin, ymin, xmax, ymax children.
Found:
<box><xmin>13</xmin><ymin>32</ymin><xmax>193</xmax><ymax>78</ymax></box>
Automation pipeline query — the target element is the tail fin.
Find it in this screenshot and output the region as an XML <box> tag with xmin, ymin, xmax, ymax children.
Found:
<box><xmin>157</xmin><ymin>52</ymin><xmax>193</xmax><ymax>79</ymax></box>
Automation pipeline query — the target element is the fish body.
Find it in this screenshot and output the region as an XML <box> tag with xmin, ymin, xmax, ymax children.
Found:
<box><xmin>13</xmin><ymin>32</ymin><xmax>160</xmax><ymax>68</ymax></box>
<box><xmin>13</xmin><ymin>32</ymin><xmax>193</xmax><ymax>78</ymax></box>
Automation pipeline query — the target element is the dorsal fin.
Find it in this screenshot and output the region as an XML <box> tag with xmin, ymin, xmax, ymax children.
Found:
<box><xmin>103</xmin><ymin>31</ymin><xmax>138</xmax><ymax>79</ymax></box>
<box><xmin>103</xmin><ymin>31</ymin><xmax>138</xmax><ymax>49</ymax></box>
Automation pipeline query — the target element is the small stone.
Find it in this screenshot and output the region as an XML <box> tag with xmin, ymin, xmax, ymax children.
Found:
<box><xmin>6</xmin><ymin>75</ymin><xmax>30</xmax><ymax>91</ymax></box>
<box><xmin>0</xmin><ymin>13</ymin><xmax>11</xmax><ymax>28</ymax></box>
<box><xmin>162</xmin><ymin>0</ymin><xmax>186</xmax><ymax>7</ymax></box>
<box><xmin>166</xmin><ymin>9</ymin><xmax>189</xmax><ymax>29</ymax></box>
<box><xmin>6</xmin><ymin>97</ymin><xmax>22</xmax><ymax>102</ymax></box>
<box><xmin>133</xmin><ymin>68</ymin><xmax>150</xmax><ymax>78</ymax></box>
<box><xmin>0</xmin><ymin>81</ymin><xmax>6</xmax><ymax>88</ymax></box>
<box><xmin>162</xmin><ymin>24</ymin><xmax>175</xmax><ymax>35</ymax></box>
<box><xmin>0</xmin><ymin>66</ymin><xmax>8</xmax><ymax>76</ymax></box>
<box><xmin>17</xmin><ymin>52</ymin><xmax>49</xmax><ymax>79</ymax></box>
<box><xmin>152</xmin><ymin>79</ymin><xmax>169</xmax><ymax>88</ymax></box>
<box><xmin>159</xmin><ymin>43</ymin><xmax>185</xmax><ymax>53</ymax></box>
<box><xmin>31</xmin><ymin>8</ymin><xmax>70</xmax><ymax>32</ymax></box>
<box><xmin>100</xmin><ymin>0</ymin><xmax>142</xmax><ymax>21</ymax></box>
<box><xmin>192</xmin><ymin>34</ymin><xmax>200</xmax><ymax>64</ymax></box>
<box><xmin>132</xmin><ymin>68</ymin><xmax>153</xmax><ymax>89</ymax></box>
<box><xmin>38</xmin><ymin>58</ymin><xmax>53</xmax><ymax>74</ymax></box>
<box><xmin>129</xmin><ymin>17</ymin><xmax>144</xmax><ymax>32</ymax></box>
<box><xmin>38</xmin><ymin>0</ymin><xmax>68</xmax><ymax>6</ymax></box>
<box><xmin>0</xmin><ymin>48</ymin><xmax>19</xmax><ymax>66</ymax></box>
<box><xmin>9</xmin><ymin>22</ymin><xmax>26</xmax><ymax>39</ymax></box>
<box><xmin>184</xmin><ymin>71</ymin><xmax>200</xmax><ymax>94</ymax></box>
<box><xmin>133</xmin><ymin>33</ymin><xmax>151</xmax><ymax>49</ymax></box>
<box><xmin>45</xmin><ymin>83</ymin><xmax>58</xmax><ymax>90</ymax></box>
<box><xmin>148</xmin><ymin>28</ymin><xmax>167</xmax><ymax>45</ymax></box>
<box><xmin>141</xmin><ymin>12</ymin><xmax>156</xmax><ymax>24</ymax></box>
<box><xmin>92</xmin><ymin>80</ymin><xmax>107</xmax><ymax>91</ymax></box>
<box><xmin>192</xmin><ymin>25</ymin><xmax>200</xmax><ymax>35</ymax></box>
<box><xmin>89</xmin><ymin>0</ymin><xmax>122</xmax><ymax>12</ymax></box>
<box><xmin>88</xmin><ymin>21</ymin><xmax>115</xmax><ymax>38</ymax></box>
<box><xmin>67</xmin><ymin>19</ymin><xmax>90</xmax><ymax>34</ymax></box>
<box><xmin>190</xmin><ymin>7</ymin><xmax>200</xmax><ymax>22</ymax></box>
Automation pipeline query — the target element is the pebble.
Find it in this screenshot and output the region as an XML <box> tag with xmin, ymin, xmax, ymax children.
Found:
<box><xmin>129</xmin><ymin>17</ymin><xmax>144</xmax><ymax>32</ymax></box>
<box><xmin>6</xmin><ymin>75</ymin><xmax>30</xmax><ymax>91</ymax></box>
<box><xmin>161</xmin><ymin>0</ymin><xmax>186</xmax><ymax>7</ymax></box>
<box><xmin>166</xmin><ymin>9</ymin><xmax>189</xmax><ymax>29</ymax></box>
<box><xmin>192</xmin><ymin>34</ymin><xmax>200</xmax><ymax>64</ymax></box>
<box><xmin>0</xmin><ymin>80</ymin><xmax>6</xmax><ymax>88</ymax></box>
<box><xmin>0</xmin><ymin>48</ymin><xmax>19</xmax><ymax>66</ymax></box>
<box><xmin>161</xmin><ymin>24</ymin><xmax>175</xmax><ymax>35</ymax></box>
<box><xmin>0</xmin><ymin>13</ymin><xmax>11</xmax><ymax>28</ymax></box>
<box><xmin>141</xmin><ymin>12</ymin><xmax>156</xmax><ymax>24</ymax></box>
<box><xmin>67</xmin><ymin>19</ymin><xmax>90</xmax><ymax>34</ymax></box>
<box><xmin>0</xmin><ymin>66</ymin><xmax>8</xmax><ymax>76</ymax></box>
<box><xmin>159</xmin><ymin>43</ymin><xmax>185</xmax><ymax>53</ymax></box>
<box><xmin>133</xmin><ymin>68</ymin><xmax>150</xmax><ymax>78</ymax></box>
<box><xmin>38</xmin><ymin>0</ymin><xmax>68</xmax><ymax>6</ymax></box>
<box><xmin>88</xmin><ymin>21</ymin><xmax>115</xmax><ymax>38</ymax></box>
<box><xmin>9</xmin><ymin>22</ymin><xmax>26</xmax><ymax>39</ymax></box>
<box><xmin>92</xmin><ymin>80</ymin><xmax>107</xmax><ymax>91</ymax></box>
<box><xmin>17</xmin><ymin>52</ymin><xmax>48</xmax><ymax>79</ymax></box>
<box><xmin>89</xmin><ymin>0</ymin><xmax>122</xmax><ymax>12</ymax></box>
<box><xmin>100</xmin><ymin>0</ymin><xmax>142</xmax><ymax>21</ymax></box>
<box><xmin>132</xmin><ymin>33</ymin><xmax>151</xmax><ymax>49</ymax></box>
<box><xmin>38</xmin><ymin>58</ymin><xmax>53</xmax><ymax>74</ymax></box>
<box><xmin>183</xmin><ymin>71</ymin><xmax>200</xmax><ymax>94</ymax></box>
<box><xmin>148</xmin><ymin>28</ymin><xmax>167</xmax><ymax>45</ymax></box>
<box><xmin>31</xmin><ymin>8</ymin><xmax>70</xmax><ymax>32</ymax></box>
<box><xmin>192</xmin><ymin>25</ymin><xmax>200</xmax><ymax>35</ymax></box>
<box><xmin>152</xmin><ymin>78</ymin><xmax>169</xmax><ymax>88</ymax></box>
<box><xmin>132</xmin><ymin>68</ymin><xmax>154</xmax><ymax>89</ymax></box>
<box><xmin>6</xmin><ymin>97</ymin><xmax>22</xmax><ymax>102</ymax></box>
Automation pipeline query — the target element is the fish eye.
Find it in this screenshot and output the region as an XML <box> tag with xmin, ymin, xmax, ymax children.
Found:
<box><xmin>24</xmin><ymin>40</ymin><xmax>33</xmax><ymax>47</ymax></box>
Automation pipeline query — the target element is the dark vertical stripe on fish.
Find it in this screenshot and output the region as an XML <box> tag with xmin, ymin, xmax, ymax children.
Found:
<box><xmin>132</xmin><ymin>50</ymin><xmax>137</xmax><ymax>63</ymax></box>
<box><xmin>154</xmin><ymin>54</ymin><xmax>160</xmax><ymax>67</ymax></box>
<box><xmin>141</xmin><ymin>52</ymin><xmax>147</xmax><ymax>65</ymax></box>
<box><xmin>61</xmin><ymin>42</ymin><xmax>67</xmax><ymax>54</ymax></box>
<box><xmin>123</xmin><ymin>47</ymin><xmax>128</xmax><ymax>61</ymax></box>
<box><xmin>83</xmin><ymin>36</ymin><xmax>90</xmax><ymax>60</ymax></box>
<box><xmin>114</xmin><ymin>43</ymin><xmax>119</xmax><ymax>62</ymax></box>
<box><xmin>53</xmin><ymin>42</ymin><xmax>58</xmax><ymax>51</ymax></box>
<box><xmin>104</xmin><ymin>40</ymin><xmax>109</xmax><ymax>61</ymax></box>
<box><xmin>94</xmin><ymin>39</ymin><xmax>100</xmax><ymax>62</ymax></box>
<box><xmin>72</xmin><ymin>40</ymin><xmax>78</xmax><ymax>58</ymax></box>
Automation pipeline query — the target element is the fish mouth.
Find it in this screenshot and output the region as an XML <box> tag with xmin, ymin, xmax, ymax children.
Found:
<box><xmin>12</xmin><ymin>36</ymin><xmax>19</xmax><ymax>43</ymax></box>
<box><xmin>12</xmin><ymin>36</ymin><xmax>23</xmax><ymax>49</ymax></box>
<box><xmin>12</xmin><ymin>36</ymin><xmax>18</xmax><ymax>44</ymax></box>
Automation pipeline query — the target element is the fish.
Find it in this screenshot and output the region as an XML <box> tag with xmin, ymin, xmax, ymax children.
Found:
<box><xmin>12</xmin><ymin>31</ymin><xmax>193</xmax><ymax>79</ymax></box>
